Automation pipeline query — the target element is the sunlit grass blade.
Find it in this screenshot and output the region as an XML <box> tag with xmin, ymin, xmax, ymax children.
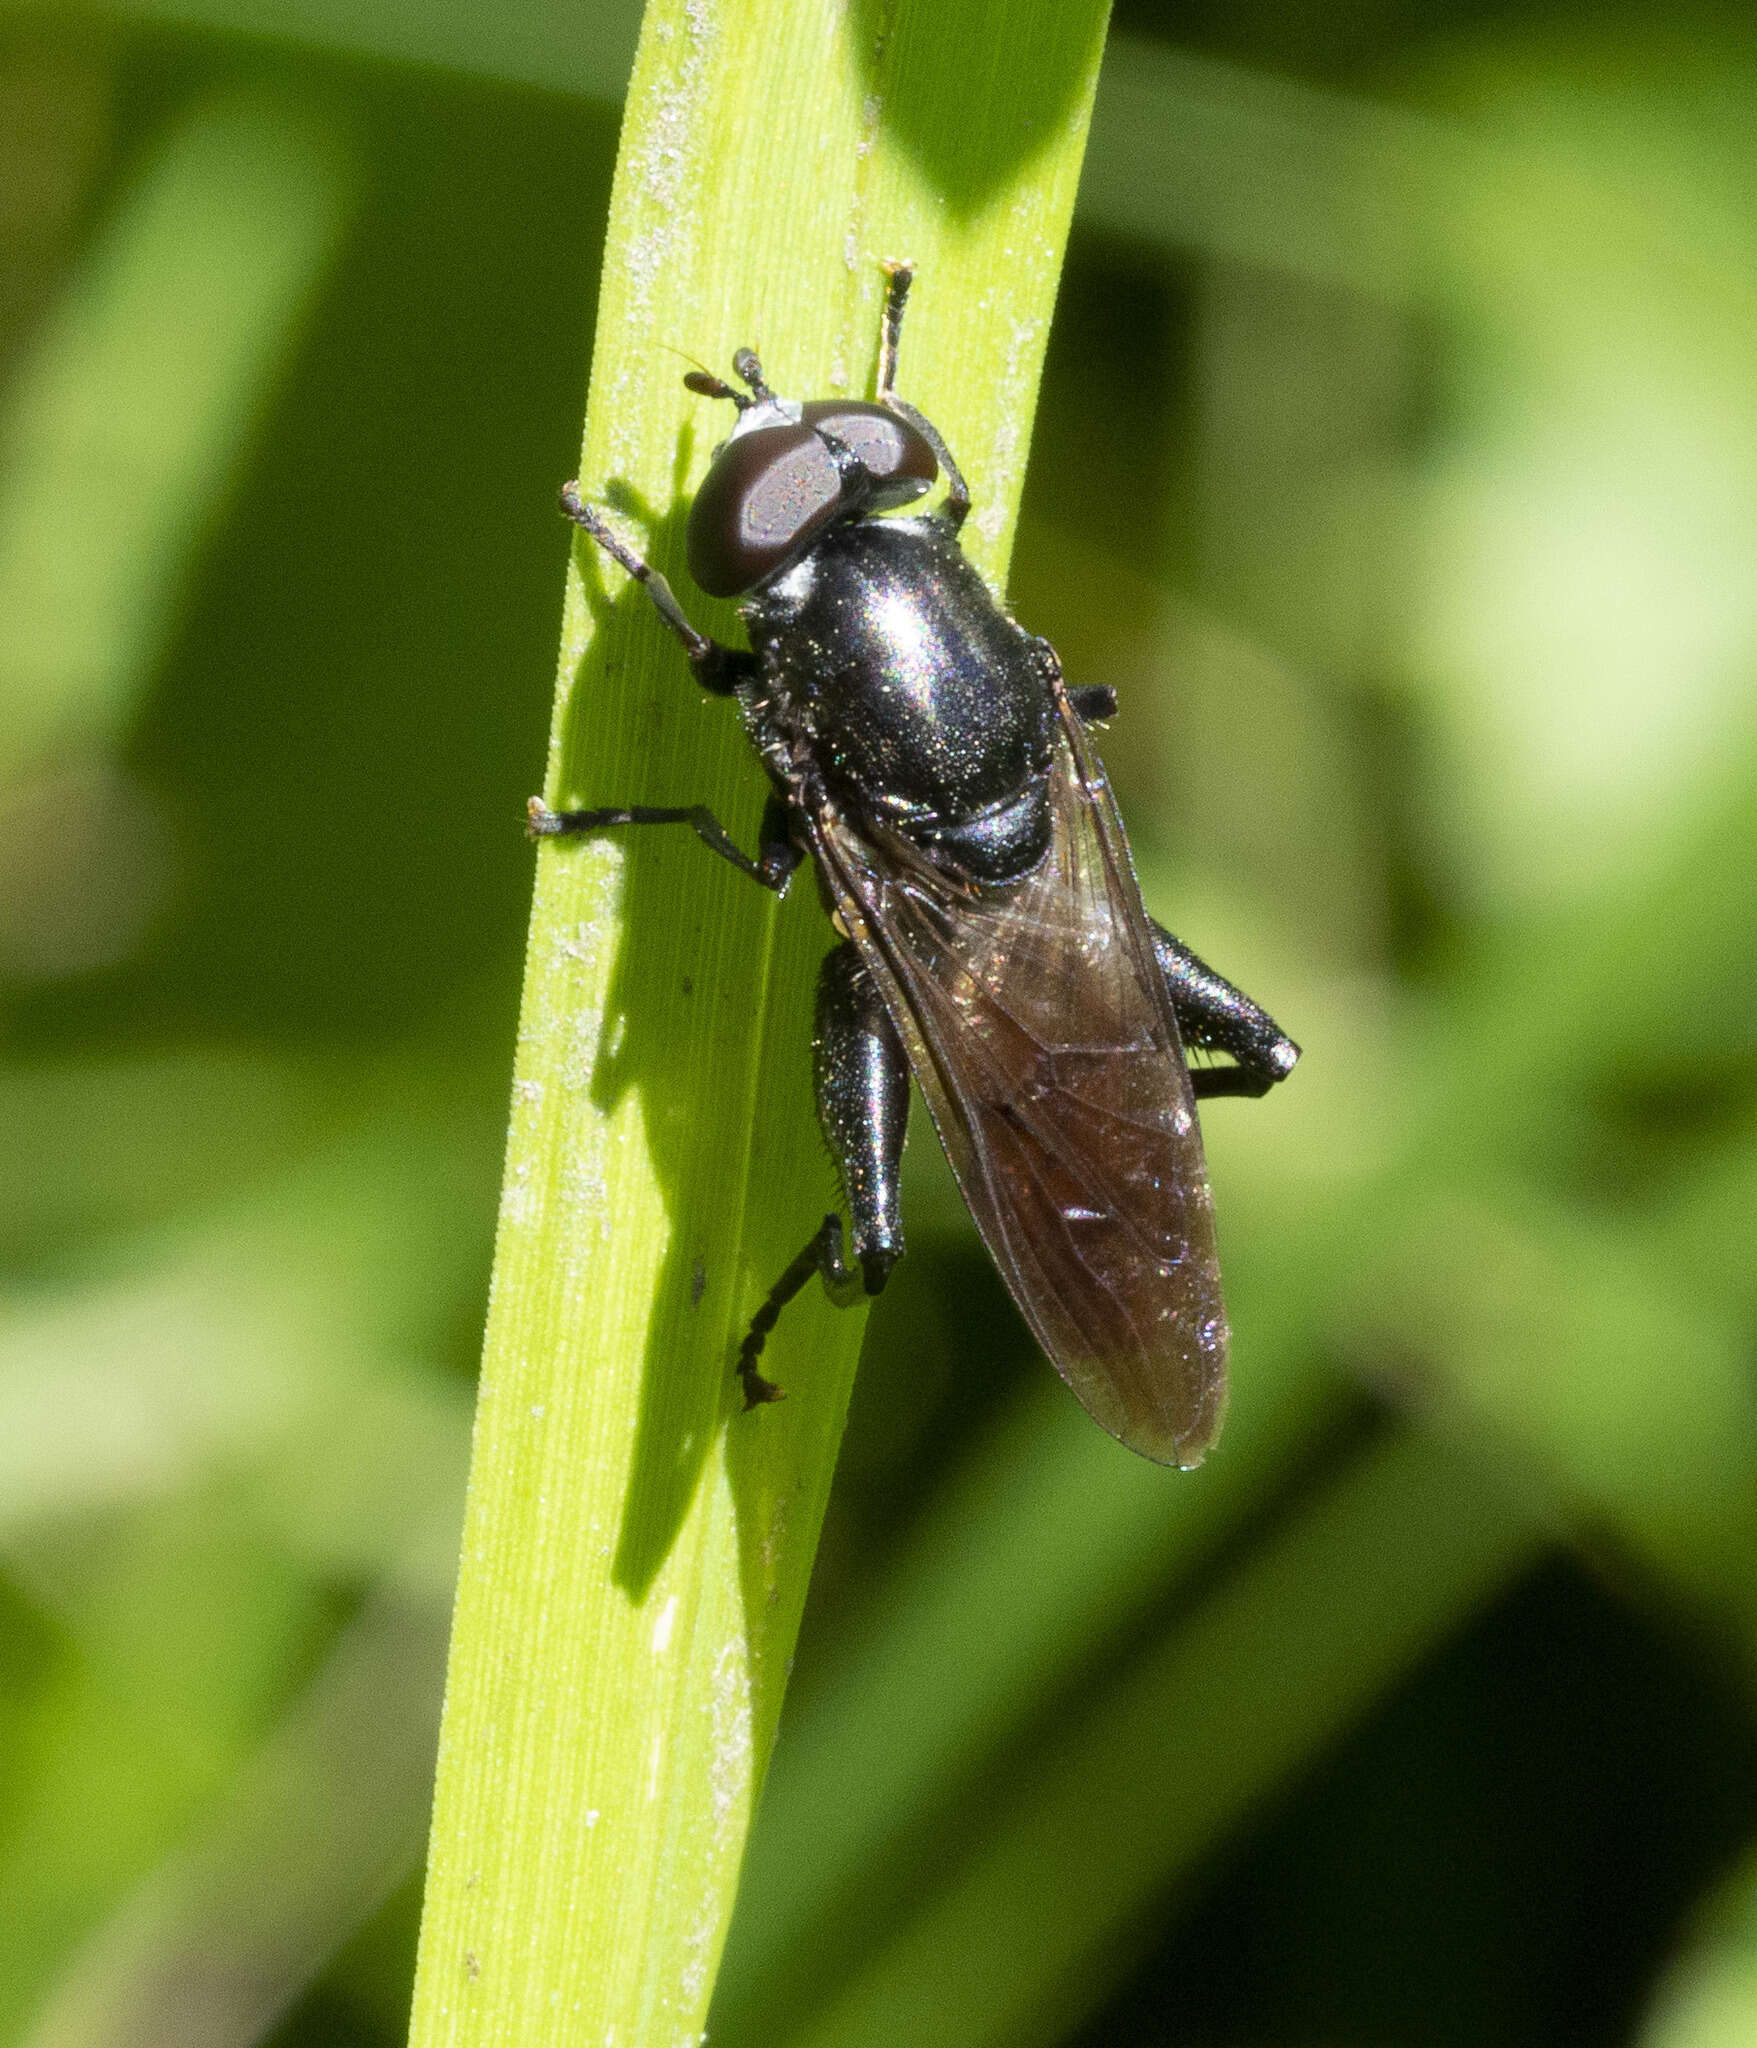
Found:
<box><xmin>1641</xmin><ymin>1841</ymin><xmax>1757</xmax><ymax>2048</ymax></box>
<box><xmin>406</xmin><ymin>1</ymin><xmax>1112</xmax><ymax>2041</ymax></box>
<box><xmin>20</xmin><ymin>1590</ymin><xmax>448</xmax><ymax>2048</ymax></box>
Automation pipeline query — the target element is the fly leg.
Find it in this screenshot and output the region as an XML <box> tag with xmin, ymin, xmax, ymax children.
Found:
<box><xmin>543</xmin><ymin>491</ymin><xmax>791</xmax><ymax>883</ymax></box>
<box><xmin>875</xmin><ymin>261</ymin><xmax>971</xmax><ymax>533</ymax></box>
<box><xmin>736</xmin><ymin>1214</ymin><xmax>861</xmax><ymax>1409</ymax></box>
<box><xmin>528</xmin><ymin>788</ymin><xmax>801</xmax><ymax>894</ymax></box>
<box><xmin>1150</xmin><ymin>922</ymin><xmax>1301</xmax><ymax>1100</ymax></box>
<box><xmin>814</xmin><ymin>943</ymin><xmax>910</xmax><ymax>1291</ymax></box>
<box><xmin>1028</xmin><ymin>632</ymin><xmax>1113</xmax><ymax>726</ymax></box>
<box><xmin>736</xmin><ymin>942</ymin><xmax>910</xmax><ymax>1406</ymax></box>
<box><xmin>559</xmin><ymin>482</ymin><xmax>755</xmax><ymax>696</ymax></box>
<box><xmin>1069</xmin><ymin>685</ymin><xmax>1118</xmax><ymax>724</ymax></box>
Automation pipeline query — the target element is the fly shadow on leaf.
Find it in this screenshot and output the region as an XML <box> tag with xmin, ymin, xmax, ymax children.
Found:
<box><xmin>851</xmin><ymin>0</ymin><xmax>1109</xmax><ymax>217</ymax></box>
<box><xmin>553</xmin><ymin>442</ymin><xmax>848</xmax><ymax>1634</ymax></box>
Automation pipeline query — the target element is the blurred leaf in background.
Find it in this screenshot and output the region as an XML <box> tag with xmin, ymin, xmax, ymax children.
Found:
<box><xmin>3</xmin><ymin>2</ymin><xmax>1757</xmax><ymax>2046</ymax></box>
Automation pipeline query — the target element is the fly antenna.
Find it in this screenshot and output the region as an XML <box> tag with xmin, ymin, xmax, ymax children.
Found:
<box><xmin>662</xmin><ymin>344</ymin><xmax>754</xmax><ymax>411</ymax></box>
<box><xmin>682</xmin><ymin>368</ymin><xmax>752</xmax><ymax>410</ymax></box>
<box><xmin>732</xmin><ymin>347</ymin><xmax>773</xmax><ymax>401</ymax></box>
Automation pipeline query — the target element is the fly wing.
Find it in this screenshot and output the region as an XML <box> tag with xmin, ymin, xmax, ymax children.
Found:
<box><xmin>812</xmin><ymin>696</ymin><xmax>1228</xmax><ymax>1467</ymax></box>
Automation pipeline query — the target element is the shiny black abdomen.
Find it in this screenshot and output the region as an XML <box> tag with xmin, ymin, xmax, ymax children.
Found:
<box><xmin>743</xmin><ymin>516</ymin><xmax>1055</xmax><ymax>881</ymax></box>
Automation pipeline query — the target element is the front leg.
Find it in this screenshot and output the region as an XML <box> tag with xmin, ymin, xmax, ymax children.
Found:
<box><xmin>1150</xmin><ymin>922</ymin><xmax>1300</xmax><ymax>1100</ymax></box>
<box><xmin>735</xmin><ymin>942</ymin><xmax>910</xmax><ymax>1405</ymax></box>
<box><xmin>560</xmin><ymin>483</ymin><xmax>755</xmax><ymax>697</ymax></box>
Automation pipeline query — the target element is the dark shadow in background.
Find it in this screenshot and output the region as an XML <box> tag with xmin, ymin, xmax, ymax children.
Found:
<box><xmin>80</xmin><ymin>51</ymin><xmax>617</xmax><ymax>1055</ymax></box>
<box><xmin>1068</xmin><ymin>1555</ymin><xmax>1757</xmax><ymax>2048</ymax></box>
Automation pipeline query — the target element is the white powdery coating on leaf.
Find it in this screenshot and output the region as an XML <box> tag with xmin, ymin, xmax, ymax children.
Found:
<box><xmin>708</xmin><ymin>1635</ymin><xmax>753</xmax><ymax>1832</ymax></box>
<box><xmin>613</xmin><ymin>0</ymin><xmax>720</xmax><ymax>476</ymax></box>
<box><xmin>677</xmin><ymin>1635</ymin><xmax>753</xmax><ymax>2004</ymax></box>
<box><xmin>558</xmin><ymin>1152</ymin><xmax>610</xmax><ymax>1243</ymax></box>
<box><xmin>499</xmin><ymin>1158</ymin><xmax>535</xmax><ymax>1228</ymax></box>
<box><xmin>550</xmin><ymin>868</ymin><xmax>620</xmax><ymax>1097</ymax></box>
<box><xmin>555</xmin><ymin>841</ymin><xmax>622</xmax><ymax>950</ymax></box>
<box><xmin>557</xmin><ymin>922</ymin><xmax>602</xmax><ymax>966</ymax></box>
<box><xmin>546</xmin><ymin>846</ymin><xmax>623</xmax><ymax>1071</ymax></box>
<box><xmin>556</xmin><ymin>1014</ymin><xmax>605</xmax><ymax>1101</ymax></box>
<box><xmin>679</xmin><ymin>1903</ymin><xmax>715</xmax><ymax>2007</ymax></box>
<box><xmin>977</xmin><ymin>311</ymin><xmax>1046</xmax><ymax>551</ymax></box>
<box><xmin>836</xmin><ymin>87</ymin><xmax>884</xmax><ymax>371</ymax></box>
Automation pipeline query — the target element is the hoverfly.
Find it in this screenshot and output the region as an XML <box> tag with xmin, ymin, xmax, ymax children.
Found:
<box><xmin>532</xmin><ymin>266</ymin><xmax>1298</xmax><ymax>1467</ymax></box>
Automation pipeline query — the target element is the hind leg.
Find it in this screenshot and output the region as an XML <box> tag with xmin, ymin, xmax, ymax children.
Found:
<box><xmin>736</xmin><ymin>942</ymin><xmax>910</xmax><ymax>1405</ymax></box>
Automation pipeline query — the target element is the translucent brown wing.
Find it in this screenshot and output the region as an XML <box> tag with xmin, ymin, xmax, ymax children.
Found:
<box><xmin>810</xmin><ymin>693</ymin><xmax>1229</xmax><ymax>1468</ymax></box>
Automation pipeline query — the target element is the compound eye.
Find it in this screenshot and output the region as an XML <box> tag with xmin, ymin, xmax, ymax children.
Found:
<box><xmin>686</xmin><ymin>422</ymin><xmax>842</xmax><ymax>596</ymax></box>
<box><xmin>800</xmin><ymin>401</ymin><xmax>937</xmax><ymax>509</ymax></box>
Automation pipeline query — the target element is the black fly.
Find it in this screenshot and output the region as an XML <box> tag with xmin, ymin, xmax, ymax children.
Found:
<box><xmin>531</xmin><ymin>266</ymin><xmax>1299</xmax><ymax>1468</ymax></box>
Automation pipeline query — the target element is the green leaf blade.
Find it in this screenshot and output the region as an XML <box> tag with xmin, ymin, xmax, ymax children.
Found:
<box><xmin>408</xmin><ymin>2</ymin><xmax>1112</xmax><ymax>2041</ymax></box>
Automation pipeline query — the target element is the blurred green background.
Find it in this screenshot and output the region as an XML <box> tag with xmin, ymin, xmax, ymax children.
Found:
<box><xmin>5</xmin><ymin>2</ymin><xmax>1757</xmax><ymax>2043</ymax></box>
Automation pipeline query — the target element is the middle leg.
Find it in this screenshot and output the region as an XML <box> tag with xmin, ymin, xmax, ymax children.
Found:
<box><xmin>528</xmin><ymin>788</ymin><xmax>802</xmax><ymax>894</ymax></box>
